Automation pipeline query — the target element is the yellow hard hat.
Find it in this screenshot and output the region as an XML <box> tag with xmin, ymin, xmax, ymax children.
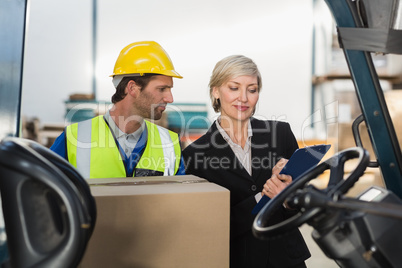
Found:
<box><xmin>110</xmin><ymin>41</ymin><xmax>182</xmax><ymax>79</ymax></box>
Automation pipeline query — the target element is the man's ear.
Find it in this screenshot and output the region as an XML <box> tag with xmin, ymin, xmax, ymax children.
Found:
<box><xmin>126</xmin><ymin>80</ymin><xmax>140</xmax><ymax>98</ymax></box>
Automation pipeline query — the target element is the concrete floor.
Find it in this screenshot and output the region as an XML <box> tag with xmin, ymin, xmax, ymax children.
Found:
<box><xmin>300</xmin><ymin>225</ymin><xmax>339</xmax><ymax>268</ymax></box>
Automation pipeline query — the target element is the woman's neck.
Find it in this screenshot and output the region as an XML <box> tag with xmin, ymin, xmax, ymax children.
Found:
<box><xmin>219</xmin><ymin>117</ymin><xmax>249</xmax><ymax>148</ymax></box>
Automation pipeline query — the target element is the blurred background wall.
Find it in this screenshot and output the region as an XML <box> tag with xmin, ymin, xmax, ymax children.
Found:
<box><xmin>21</xmin><ymin>0</ymin><xmax>318</xmax><ymax>141</ymax></box>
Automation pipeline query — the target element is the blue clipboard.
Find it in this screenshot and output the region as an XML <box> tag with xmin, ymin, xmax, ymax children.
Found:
<box><xmin>251</xmin><ymin>144</ymin><xmax>331</xmax><ymax>215</ymax></box>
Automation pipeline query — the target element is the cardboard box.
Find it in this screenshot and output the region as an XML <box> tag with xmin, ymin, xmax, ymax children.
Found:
<box><xmin>328</xmin><ymin>122</ymin><xmax>376</xmax><ymax>161</ymax></box>
<box><xmin>330</xmin><ymin>48</ymin><xmax>402</xmax><ymax>76</ymax></box>
<box><xmin>310</xmin><ymin>168</ymin><xmax>385</xmax><ymax>198</ymax></box>
<box><xmin>328</xmin><ymin>90</ymin><xmax>402</xmax><ymax>162</ymax></box>
<box><xmin>384</xmin><ymin>90</ymin><xmax>402</xmax><ymax>149</ymax></box>
<box><xmin>80</xmin><ymin>175</ymin><xmax>230</xmax><ymax>268</ymax></box>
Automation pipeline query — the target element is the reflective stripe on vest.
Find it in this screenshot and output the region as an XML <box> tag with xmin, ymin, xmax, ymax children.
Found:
<box><xmin>140</xmin><ymin>121</ymin><xmax>181</xmax><ymax>176</ymax></box>
<box><xmin>66</xmin><ymin>116</ymin><xmax>181</xmax><ymax>178</ymax></box>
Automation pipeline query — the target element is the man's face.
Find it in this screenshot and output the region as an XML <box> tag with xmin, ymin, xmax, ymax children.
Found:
<box><xmin>135</xmin><ymin>75</ymin><xmax>174</xmax><ymax>120</ymax></box>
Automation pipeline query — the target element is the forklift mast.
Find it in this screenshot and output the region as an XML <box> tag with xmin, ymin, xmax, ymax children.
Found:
<box><xmin>324</xmin><ymin>0</ymin><xmax>402</xmax><ymax>198</ymax></box>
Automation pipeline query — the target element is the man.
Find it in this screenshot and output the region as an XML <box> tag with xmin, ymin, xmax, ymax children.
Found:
<box><xmin>51</xmin><ymin>41</ymin><xmax>185</xmax><ymax>178</ymax></box>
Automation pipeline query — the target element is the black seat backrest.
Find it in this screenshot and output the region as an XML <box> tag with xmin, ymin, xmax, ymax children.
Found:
<box><xmin>20</xmin><ymin>138</ymin><xmax>97</xmax><ymax>234</ymax></box>
<box><xmin>0</xmin><ymin>137</ymin><xmax>95</xmax><ymax>267</ymax></box>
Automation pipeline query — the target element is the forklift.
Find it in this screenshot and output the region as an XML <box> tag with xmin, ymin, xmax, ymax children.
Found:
<box><xmin>2</xmin><ymin>0</ymin><xmax>402</xmax><ymax>267</ymax></box>
<box><xmin>254</xmin><ymin>0</ymin><xmax>402</xmax><ymax>267</ymax></box>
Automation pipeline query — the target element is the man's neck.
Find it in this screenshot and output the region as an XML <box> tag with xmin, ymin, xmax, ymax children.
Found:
<box><xmin>109</xmin><ymin>105</ymin><xmax>144</xmax><ymax>134</ymax></box>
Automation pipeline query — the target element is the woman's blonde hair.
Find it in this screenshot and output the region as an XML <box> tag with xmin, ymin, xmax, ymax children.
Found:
<box><xmin>209</xmin><ymin>55</ymin><xmax>262</xmax><ymax>112</ymax></box>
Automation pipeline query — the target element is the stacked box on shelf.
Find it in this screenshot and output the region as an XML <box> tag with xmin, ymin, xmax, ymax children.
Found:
<box><xmin>165</xmin><ymin>103</ymin><xmax>210</xmax><ymax>130</ymax></box>
<box><xmin>64</xmin><ymin>99</ymin><xmax>112</xmax><ymax>123</ymax></box>
<box><xmin>328</xmin><ymin>89</ymin><xmax>402</xmax><ymax>162</ymax></box>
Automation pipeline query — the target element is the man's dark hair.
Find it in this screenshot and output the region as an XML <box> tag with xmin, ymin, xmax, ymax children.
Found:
<box><xmin>111</xmin><ymin>74</ymin><xmax>158</xmax><ymax>103</ymax></box>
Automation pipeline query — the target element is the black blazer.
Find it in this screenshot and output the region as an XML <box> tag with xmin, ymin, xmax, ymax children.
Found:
<box><xmin>183</xmin><ymin>118</ymin><xmax>310</xmax><ymax>268</ymax></box>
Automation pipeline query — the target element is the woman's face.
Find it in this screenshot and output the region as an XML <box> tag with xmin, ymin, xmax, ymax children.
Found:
<box><xmin>213</xmin><ymin>75</ymin><xmax>259</xmax><ymax>123</ymax></box>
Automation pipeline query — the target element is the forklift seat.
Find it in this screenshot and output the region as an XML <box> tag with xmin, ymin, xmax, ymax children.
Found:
<box><xmin>20</xmin><ymin>138</ymin><xmax>97</xmax><ymax>235</ymax></box>
<box><xmin>0</xmin><ymin>137</ymin><xmax>96</xmax><ymax>267</ymax></box>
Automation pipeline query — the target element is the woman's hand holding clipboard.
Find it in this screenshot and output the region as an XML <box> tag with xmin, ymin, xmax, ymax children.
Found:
<box><xmin>252</xmin><ymin>144</ymin><xmax>331</xmax><ymax>215</ymax></box>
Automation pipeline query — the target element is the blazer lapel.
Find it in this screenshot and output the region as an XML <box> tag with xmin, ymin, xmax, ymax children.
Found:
<box><xmin>204</xmin><ymin>122</ymin><xmax>253</xmax><ymax>182</ymax></box>
<box><xmin>250</xmin><ymin>118</ymin><xmax>271</xmax><ymax>180</ymax></box>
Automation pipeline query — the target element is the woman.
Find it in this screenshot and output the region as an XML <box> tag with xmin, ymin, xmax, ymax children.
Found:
<box><xmin>182</xmin><ymin>55</ymin><xmax>310</xmax><ymax>268</ymax></box>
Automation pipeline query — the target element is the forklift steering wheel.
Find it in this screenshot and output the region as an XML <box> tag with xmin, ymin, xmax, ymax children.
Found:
<box><xmin>253</xmin><ymin>147</ymin><xmax>370</xmax><ymax>239</ymax></box>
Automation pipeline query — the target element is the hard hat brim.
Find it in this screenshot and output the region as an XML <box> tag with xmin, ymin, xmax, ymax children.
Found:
<box><xmin>109</xmin><ymin>70</ymin><xmax>183</xmax><ymax>79</ymax></box>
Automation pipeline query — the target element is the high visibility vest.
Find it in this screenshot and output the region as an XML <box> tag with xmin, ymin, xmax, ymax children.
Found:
<box><xmin>65</xmin><ymin>116</ymin><xmax>181</xmax><ymax>178</ymax></box>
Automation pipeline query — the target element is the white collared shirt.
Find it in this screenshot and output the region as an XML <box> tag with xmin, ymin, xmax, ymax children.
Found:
<box><xmin>215</xmin><ymin>117</ymin><xmax>253</xmax><ymax>176</ymax></box>
<box><xmin>103</xmin><ymin>110</ymin><xmax>146</xmax><ymax>157</ymax></box>
<box><xmin>216</xmin><ymin>118</ymin><xmax>262</xmax><ymax>202</ymax></box>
